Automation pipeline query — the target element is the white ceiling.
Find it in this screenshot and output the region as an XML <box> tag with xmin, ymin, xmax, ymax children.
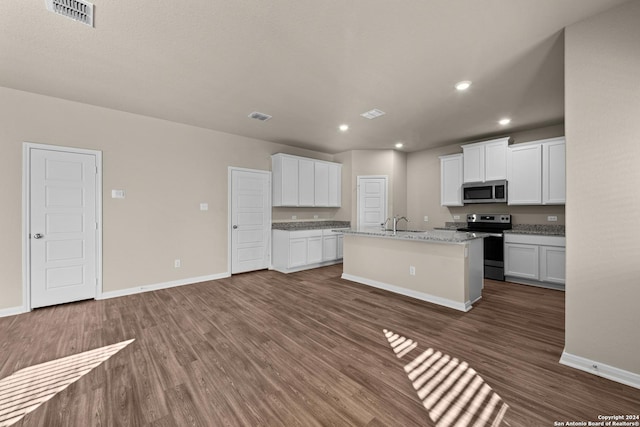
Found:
<box><xmin>0</xmin><ymin>1</ymin><xmax>628</xmax><ymax>153</ymax></box>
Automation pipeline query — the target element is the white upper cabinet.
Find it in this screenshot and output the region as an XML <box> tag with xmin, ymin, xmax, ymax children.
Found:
<box><xmin>327</xmin><ymin>162</ymin><xmax>341</xmax><ymax>207</ymax></box>
<box><xmin>314</xmin><ymin>161</ymin><xmax>329</xmax><ymax>206</ymax></box>
<box><xmin>298</xmin><ymin>158</ymin><xmax>315</xmax><ymax>206</ymax></box>
<box><xmin>439</xmin><ymin>154</ymin><xmax>464</xmax><ymax>206</ymax></box>
<box><xmin>462</xmin><ymin>137</ymin><xmax>510</xmax><ymax>183</ymax></box>
<box><xmin>507</xmin><ymin>143</ymin><xmax>543</xmax><ymax>205</ymax></box>
<box><xmin>272</xmin><ymin>153</ymin><xmax>342</xmax><ymax>207</ymax></box>
<box><xmin>507</xmin><ymin>137</ymin><xmax>565</xmax><ymax>205</ymax></box>
<box><xmin>542</xmin><ymin>138</ymin><xmax>566</xmax><ymax>204</ymax></box>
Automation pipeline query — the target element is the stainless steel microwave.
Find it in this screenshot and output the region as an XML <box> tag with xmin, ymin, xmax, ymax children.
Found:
<box><xmin>462</xmin><ymin>180</ymin><xmax>508</xmax><ymax>204</ymax></box>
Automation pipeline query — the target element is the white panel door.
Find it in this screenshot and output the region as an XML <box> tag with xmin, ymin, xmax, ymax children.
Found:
<box><xmin>357</xmin><ymin>176</ymin><xmax>388</xmax><ymax>228</ymax></box>
<box><xmin>30</xmin><ymin>148</ymin><xmax>97</xmax><ymax>308</ymax></box>
<box><xmin>231</xmin><ymin>169</ymin><xmax>271</xmax><ymax>274</ymax></box>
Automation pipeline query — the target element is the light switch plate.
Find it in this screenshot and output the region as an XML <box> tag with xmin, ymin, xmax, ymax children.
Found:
<box><xmin>423</xmin><ymin>216</ymin><xmax>429</xmax><ymax>222</ymax></box>
<box><xmin>453</xmin><ymin>215</ymin><xmax>461</xmax><ymax>220</ymax></box>
<box><xmin>547</xmin><ymin>216</ymin><xmax>558</xmax><ymax>222</ymax></box>
<box><xmin>111</xmin><ymin>189</ymin><xmax>125</xmax><ymax>199</ymax></box>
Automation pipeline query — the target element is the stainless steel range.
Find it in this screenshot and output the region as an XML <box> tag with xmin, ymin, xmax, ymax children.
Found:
<box><xmin>458</xmin><ymin>214</ymin><xmax>512</xmax><ymax>281</ymax></box>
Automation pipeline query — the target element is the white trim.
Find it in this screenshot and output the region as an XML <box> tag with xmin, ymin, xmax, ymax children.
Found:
<box><xmin>356</xmin><ymin>175</ymin><xmax>388</xmax><ymax>228</ymax></box>
<box><xmin>22</xmin><ymin>142</ymin><xmax>103</xmax><ymax>312</ymax></box>
<box><xmin>97</xmin><ymin>273</ymin><xmax>230</xmax><ymax>300</ymax></box>
<box><xmin>228</xmin><ymin>167</ymin><xmax>272</xmax><ymax>275</ymax></box>
<box><xmin>272</xmin><ymin>259</ymin><xmax>342</xmax><ymax>274</ymax></box>
<box><xmin>0</xmin><ymin>306</ymin><xmax>27</xmax><ymax>318</ymax></box>
<box><xmin>559</xmin><ymin>351</ymin><xmax>640</xmax><ymax>390</ymax></box>
<box><xmin>341</xmin><ymin>273</ymin><xmax>471</xmax><ymax>312</ymax></box>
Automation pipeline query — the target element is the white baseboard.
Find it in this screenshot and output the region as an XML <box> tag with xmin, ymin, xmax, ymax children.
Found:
<box><xmin>0</xmin><ymin>306</ymin><xmax>27</xmax><ymax>318</ymax></box>
<box><xmin>341</xmin><ymin>273</ymin><xmax>471</xmax><ymax>312</ymax></box>
<box><xmin>97</xmin><ymin>273</ymin><xmax>230</xmax><ymax>300</ymax></box>
<box><xmin>560</xmin><ymin>350</ymin><xmax>640</xmax><ymax>390</ymax></box>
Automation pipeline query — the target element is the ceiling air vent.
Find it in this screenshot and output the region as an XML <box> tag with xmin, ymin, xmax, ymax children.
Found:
<box><xmin>360</xmin><ymin>109</ymin><xmax>386</xmax><ymax>119</ymax></box>
<box><xmin>248</xmin><ymin>112</ymin><xmax>272</xmax><ymax>121</ymax></box>
<box><xmin>45</xmin><ymin>0</ymin><xmax>94</xmax><ymax>27</ymax></box>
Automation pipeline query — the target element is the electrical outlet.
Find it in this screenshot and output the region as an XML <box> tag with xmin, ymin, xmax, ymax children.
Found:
<box><xmin>547</xmin><ymin>216</ymin><xmax>558</xmax><ymax>222</ymax></box>
<box><xmin>314</xmin><ymin>215</ymin><xmax>318</xmax><ymax>219</ymax></box>
<box><xmin>174</xmin><ymin>259</ymin><xmax>181</xmax><ymax>268</ymax></box>
<box><xmin>292</xmin><ymin>215</ymin><xmax>297</xmax><ymax>220</ymax></box>
<box><xmin>409</xmin><ymin>265</ymin><xmax>416</xmax><ymax>276</ymax></box>
<box><xmin>423</xmin><ymin>216</ymin><xmax>429</xmax><ymax>222</ymax></box>
<box><xmin>453</xmin><ymin>215</ymin><xmax>461</xmax><ymax>220</ymax></box>
<box><xmin>200</xmin><ymin>203</ymin><xmax>208</xmax><ymax>211</ymax></box>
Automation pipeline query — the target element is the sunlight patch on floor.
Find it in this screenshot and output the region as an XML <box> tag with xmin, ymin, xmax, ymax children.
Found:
<box><xmin>0</xmin><ymin>339</ymin><xmax>134</xmax><ymax>427</ymax></box>
<box><xmin>384</xmin><ymin>329</ymin><xmax>508</xmax><ymax>427</ymax></box>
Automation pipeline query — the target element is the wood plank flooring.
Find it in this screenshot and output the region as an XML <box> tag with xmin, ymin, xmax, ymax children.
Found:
<box><xmin>1</xmin><ymin>265</ymin><xmax>639</xmax><ymax>426</ymax></box>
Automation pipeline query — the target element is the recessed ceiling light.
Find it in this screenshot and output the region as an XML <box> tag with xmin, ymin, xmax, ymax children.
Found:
<box><xmin>455</xmin><ymin>81</ymin><xmax>472</xmax><ymax>91</ymax></box>
<box><xmin>360</xmin><ymin>109</ymin><xmax>386</xmax><ymax>120</ymax></box>
<box><xmin>395</xmin><ymin>142</ymin><xmax>404</xmax><ymax>149</ymax></box>
<box><xmin>339</xmin><ymin>124</ymin><xmax>349</xmax><ymax>132</ymax></box>
<box><xmin>498</xmin><ymin>118</ymin><xmax>511</xmax><ymax>126</ymax></box>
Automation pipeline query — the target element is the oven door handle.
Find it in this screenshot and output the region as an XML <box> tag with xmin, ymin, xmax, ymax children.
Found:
<box><xmin>485</xmin><ymin>233</ymin><xmax>504</xmax><ymax>238</ymax></box>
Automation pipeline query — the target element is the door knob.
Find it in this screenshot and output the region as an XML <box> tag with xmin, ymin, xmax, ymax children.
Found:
<box><xmin>232</xmin><ymin>225</ymin><xmax>238</xmax><ymax>229</ymax></box>
<box><xmin>33</xmin><ymin>233</ymin><xmax>43</xmax><ymax>239</ymax></box>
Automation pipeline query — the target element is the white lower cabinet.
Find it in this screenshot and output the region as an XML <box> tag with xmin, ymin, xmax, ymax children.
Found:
<box><xmin>272</xmin><ymin>228</ymin><xmax>345</xmax><ymax>273</ymax></box>
<box><xmin>504</xmin><ymin>243</ymin><xmax>539</xmax><ymax>280</ymax></box>
<box><xmin>504</xmin><ymin>233</ymin><xmax>565</xmax><ymax>289</ymax></box>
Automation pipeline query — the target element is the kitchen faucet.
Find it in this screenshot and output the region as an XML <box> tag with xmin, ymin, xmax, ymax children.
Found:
<box><xmin>393</xmin><ymin>216</ymin><xmax>408</xmax><ymax>234</ymax></box>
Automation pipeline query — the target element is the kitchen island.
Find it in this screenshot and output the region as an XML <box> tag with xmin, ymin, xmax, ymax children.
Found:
<box><xmin>340</xmin><ymin>228</ymin><xmax>486</xmax><ymax>312</ymax></box>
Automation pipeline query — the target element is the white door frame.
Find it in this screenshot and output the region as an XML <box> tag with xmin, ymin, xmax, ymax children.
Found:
<box><xmin>356</xmin><ymin>175</ymin><xmax>388</xmax><ymax>227</ymax></box>
<box><xmin>227</xmin><ymin>167</ymin><xmax>272</xmax><ymax>274</ymax></box>
<box><xmin>22</xmin><ymin>142</ymin><xmax>103</xmax><ymax>312</ymax></box>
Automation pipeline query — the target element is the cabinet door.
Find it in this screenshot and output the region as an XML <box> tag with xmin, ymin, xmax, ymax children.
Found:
<box><xmin>507</xmin><ymin>144</ymin><xmax>542</xmax><ymax>205</ymax></box>
<box><xmin>540</xmin><ymin>246</ymin><xmax>565</xmax><ymax>284</ymax></box>
<box><xmin>542</xmin><ymin>139</ymin><xmax>566</xmax><ymax>205</ymax></box>
<box><xmin>307</xmin><ymin>236</ymin><xmax>323</xmax><ymax>264</ymax></box>
<box><xmin>505</xmin><ymin>243</ymin><xmax>539</xmax><ymax>280</ymax></box>
<box><xmin>440</xmin><ymin>154</ymin><xmax>463</xmax><ymax>206</ymax></box>
<box><xmin>289</xmin><ymin>238</ymin><xmax>307</xmax><ymax>267</ymax></box>
<box><xmin>314</xmin><ymin>162</ymin><xmax>330</xmax><ymax>206</ymax></box>
<box><xmin>484</xmin><ymin>139</ymin><xmax>508</xmax><ymax>181</ymax></box>
<box><xmin>337</xmin><ymin>235</ymin><xmax>344</xmax><ymax>259</ymax></box>
<box><xmin>328</xmin><ymin>163</ymin><xmax>341</xmax><ymax>207</ymax></box>
<box><xmin>298</xmin><ymin>159</ymin><xmax>315</xmax><ymax>206</ymax></box>
<box><xmin>463</xmin><ymin>145</ymin><xmax>484</xmax><ymax>183</ymax></box>
<box><xmin>273</xmin><ymin>155</ymin><xmax>300</xmax><ymax>206</ymax></box>
<box><xmin>322</xmin><ymin>235</ymin><xmax>338</xmax><ymax>261</ymax></box>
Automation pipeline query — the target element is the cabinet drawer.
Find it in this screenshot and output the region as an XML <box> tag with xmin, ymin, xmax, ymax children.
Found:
<box><xmin>289</xmin><ymin>229</ymin><xmax>323</xmax><ymax>239</ymax></box>
<box><xmin>504</xmin><ymin>233</ymin><xmax>565</xmax><ymax>247</ymax></box>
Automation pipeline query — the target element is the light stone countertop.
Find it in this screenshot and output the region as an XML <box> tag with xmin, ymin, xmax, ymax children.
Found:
<box><xmin>504</xmin><ymin>224</ymin><xmax>565</xmax><ymax>236</ymax></box>
<box><xmin>339</xmin><ymin>227</ymin><xmax>488</xmax><ymax>244</ymax></box>
<box><xmin>272</xmin><ymin>220</ymin><xmax>351</xmax><ymax>231</ymax></box>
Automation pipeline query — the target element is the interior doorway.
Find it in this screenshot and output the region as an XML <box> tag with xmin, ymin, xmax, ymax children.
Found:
<box><xmin>23</xmin><ymin>143</ymin><xmax>102</xmax><ymax>310</ymax></box>
<box><xmin>229</xmin><ymin>167</ymin><xmax>271</xmax><ymax>274</ymax></box>
<box><xmin>357</xmin><ymin>175</ymin><xmax>388</xmax><ymax>228</ymax></box>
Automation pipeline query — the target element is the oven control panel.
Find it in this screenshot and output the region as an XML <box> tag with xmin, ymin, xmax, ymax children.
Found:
<box><xmin>467</xmin><ymin>214</ymin><xmax>511</xmax><ymax>224</ymax></box>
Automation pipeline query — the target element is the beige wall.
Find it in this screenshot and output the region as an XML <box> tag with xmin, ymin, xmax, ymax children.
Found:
<box><xmin>338</xmin><ymin>150</ymin><xmax>408</xmax><ymax>226</ymax></box>
<box><xmin>0</xmin><ymin>87</ymin><xmax>342</xmax><ymax>310</ymax></box>
<box><xmin>565</xmin><ymin>0</ymin><xmax>640</xmax><ymax>374</ymax></box>
<box><xmin>406</xmin><ymin>124</ymin><xmax>566</xmax><ymax>229</ymax></box>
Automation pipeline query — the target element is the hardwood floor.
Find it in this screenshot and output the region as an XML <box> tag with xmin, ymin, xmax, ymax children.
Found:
<box><xmin>1</xmin><ymin>265</ymin><xmax>638</xmax><ymax>426</ymax></box>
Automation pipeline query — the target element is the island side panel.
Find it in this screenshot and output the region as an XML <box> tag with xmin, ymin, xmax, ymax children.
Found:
<box><xmin>342</xmin><ymin>234</ymin><xmax>470</xmax><ymax>311</ymax></box>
